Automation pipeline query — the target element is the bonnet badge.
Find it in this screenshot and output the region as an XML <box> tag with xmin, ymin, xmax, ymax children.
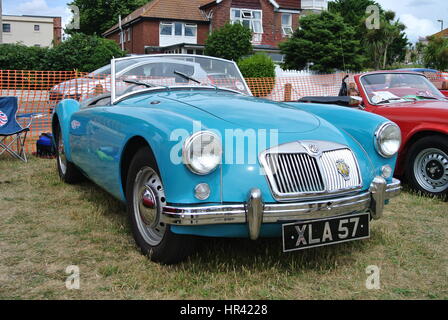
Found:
<box><xmin>336</xmin><ymin>160</ymin><xmax>350</xmax><ymax>181</ymax></box>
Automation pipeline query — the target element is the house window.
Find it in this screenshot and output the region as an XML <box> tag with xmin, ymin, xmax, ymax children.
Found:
<box><xmin>230</xmin><ymin>8</ymin><xmax>263</xmax><ymax>34</ymax></box>
<box><xmin>2</xmin><ymin>24</ymin><xmax>11</xmax><ymax>33</ymax></box>
<box><xmin>160</xmin><ymin>22</ymin><xmax>173</xmax><ymax>35</ymax></box>
<box><xmin>127</xmin><ymin>28</ymin><xmax>131</xmax><ymax>42</ymax></box>
<box><xmin>159</xmin><ymin>22</ymin><xmax>197</xmax><ymax>37</ymax></box>
<box><xmin>34</xmin><ymin>25</ymin><xmax>40</xmax><ymax>31</ymax></box>
<box><xmin>282</xmin><ymin>14</ymin><xmax>293</xmax><ymax>36</ymax></box>
<box><xmin>174</xmin><ymin>23</ymin><xmax>183</xmax><ymax>36</ymax></box>
<box><xmin>185</xmin><ymin>24</ymin><xmax>197</xmax><ymax>37</ymax></box>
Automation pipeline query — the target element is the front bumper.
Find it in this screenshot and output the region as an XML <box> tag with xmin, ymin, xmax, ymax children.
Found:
<box><xmin>162</xmin><ymin>178</ymin><xmax>401</xmax><ymax>240</ymax></box>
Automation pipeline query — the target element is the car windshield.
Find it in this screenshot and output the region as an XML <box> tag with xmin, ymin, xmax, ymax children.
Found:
<box><xmin>360</xmin><ymin>73</ymin><xmax>445</xmax><ymax>104</ymax></box>
<box><xmin>87</xmin><ymin>60</ymin><xmax>137</xmax><ymax>78</ymax></box>
<box><xmin>112</xmin><ymin>55</ymin><xmax>251</xmax><ymax>102</ymax></box>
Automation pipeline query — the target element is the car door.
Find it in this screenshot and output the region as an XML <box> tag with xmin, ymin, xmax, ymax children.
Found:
<box><xmin>70</xmin><ymin>96</ymin><xmax>126</xmax><ymax>199</ymax></box>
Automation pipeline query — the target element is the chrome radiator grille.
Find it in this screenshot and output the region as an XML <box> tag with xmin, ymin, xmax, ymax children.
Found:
<box><xmin>266</xmin><ymin>153</ymin><xmax>325</xmax><ymax>194</ymax></box>
<box><xmin>320</xmin><ymin>149</ymin><xmax>362</xmax><ymax>192</ymax></box>
<box><xmin>261</xmin><ymin>143</ymin><xmax>362</xmax><ymax>201</ymax></box>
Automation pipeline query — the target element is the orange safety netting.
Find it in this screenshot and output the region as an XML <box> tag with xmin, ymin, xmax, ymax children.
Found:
<box><xmin>1</xmin><ymin>69</ymin><xmax>446</xmax><ymax>155</ymax></box>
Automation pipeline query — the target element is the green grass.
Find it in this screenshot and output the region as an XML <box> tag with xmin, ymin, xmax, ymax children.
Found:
<box><xmin>0</xmin><ymin>156</ymin><xmax>447</xmax><ymax>300</ymax></box>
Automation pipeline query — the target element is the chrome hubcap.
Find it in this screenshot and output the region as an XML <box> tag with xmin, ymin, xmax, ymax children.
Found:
<box><xmin>132</xmin><ymin>167</ymin><xmax>167</xmax><ymax>246</ymax></box>
<box><xmin>58</xmin><ymin>136</ymin><xmax>67</xmax><ymax>174</ymax></box>
<box><xmin>414</xmin><ymin>148</ymin><xmax>448</xmax><ymax>193</ymax></box>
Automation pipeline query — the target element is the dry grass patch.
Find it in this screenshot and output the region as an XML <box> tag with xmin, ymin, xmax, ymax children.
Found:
<box><xmin>0</xmin><ymin>156</ymin><xmax>447</xmax><ymax>300</ymax></box>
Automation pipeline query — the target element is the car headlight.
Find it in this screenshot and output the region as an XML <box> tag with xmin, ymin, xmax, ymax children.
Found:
<box><xmin>375</xmin><ymin>122</ymin><xmax>401</xmax><ymax>158</ymax></box>
<box><xmin>183</xmin><ymin>131</ymin><xmax>222</xmax><ymax>175</ymax></box>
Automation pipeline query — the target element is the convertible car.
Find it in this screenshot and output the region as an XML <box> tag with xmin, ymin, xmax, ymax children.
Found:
<box><xmin>53</xmin><ymin>55</ymin><xmax>401</xmax><ymax>264</ymax></box>
<box><xmin>301</xmin><ymin>71</ymin><xmax>448</xmax><ymax>198</ymax></box>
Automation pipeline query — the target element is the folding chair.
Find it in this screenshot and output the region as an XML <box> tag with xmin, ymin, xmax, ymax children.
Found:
<box><xmin>0</xmin><ymin>96</ymin><xmax>40</xmax><ymax>162</ymax></box>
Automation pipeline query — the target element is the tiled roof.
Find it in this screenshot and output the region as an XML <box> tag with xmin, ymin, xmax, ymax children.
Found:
<box><xmin>431</xmin><ymin>28</ymin><xmax>448</xmax><ymax>38</ymax></box>
<box><xmin>103</xmin><ymin>0</ymin><xmax>211</xmax><ymax>35</ymax></box>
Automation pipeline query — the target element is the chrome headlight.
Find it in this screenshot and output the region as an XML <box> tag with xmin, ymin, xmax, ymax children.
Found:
<box><xmin>375</xmin><ymin>122</ymin><xmax>401</xmax><ymax>158</ymax></box>
<box><xmin>183</xmin><ymin>131</ymin><xmax>222</xmax><ymax>175</ymax></box>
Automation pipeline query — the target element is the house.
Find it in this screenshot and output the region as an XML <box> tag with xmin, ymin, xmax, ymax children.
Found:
<box><xmin>430</xmin><ymin>27</ymin><xmax>448</xmax><ymax>39</ymax></box>
<box><xmin>1</xmin><ymin>15</ymin><xmax>62</xmax><ymax>47</ymax></box>
<box><xmin>103</xmin><ymin>0</ymin><xmax>328</xmax><ymax>62</ymax></box>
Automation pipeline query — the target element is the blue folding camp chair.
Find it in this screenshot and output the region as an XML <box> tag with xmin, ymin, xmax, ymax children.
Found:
<box><xmin>0</xmin><ymin>96</ymin><xmax>39</xmax><ymax>162</ymax></box>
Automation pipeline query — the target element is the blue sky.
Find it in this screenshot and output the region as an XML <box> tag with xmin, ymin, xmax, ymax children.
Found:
<box><xmin>2</xmin><ymin>0</ymin><xmax>448</xmax><ymax>42</ymax></box>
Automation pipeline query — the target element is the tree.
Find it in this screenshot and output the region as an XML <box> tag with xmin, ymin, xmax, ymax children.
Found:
<box><xmin>204</xmin><ymin>23</ymin><xmax>253</xmax><ymax>61</ymax></box>
<box><xmin>279</xmin><ymin>11</ymin><xmax>364</xmax><ymax>73</ymax></box>
<box><xmin>330</xmin><ymin>0</ymin><xmax>409</xmax><ymax>69</ymax></box>
<box><xmin>67</xmin><ymin>0</ymin><xmax>148</xmax><ymax>35</ymax></box>
<box><xmin>45</xmin><ymin>33</ymin><xmax>125</xmax><ymax>72</ymax></box>
<box><xmin>329</xmin><ymin>0</ymin><xmax>379</xmax><ymax>29</ymax></box>
<box><xmin>362</xmin><ymin>11</ymin><xmax>408</xmax><ymax>69</ymax></box>
<box><xmin>423</xmin><ymin>36</ymin><xmax>448</xmax><ymax>71</ymax></box>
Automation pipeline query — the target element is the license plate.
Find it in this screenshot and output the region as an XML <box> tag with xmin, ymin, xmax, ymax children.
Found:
<box><xmin>282</xmin><ymin>213</ymin><xmax>370</xmax><ymax>252</ymax></box>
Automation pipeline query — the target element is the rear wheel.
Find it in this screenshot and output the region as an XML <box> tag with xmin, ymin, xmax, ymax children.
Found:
<box><xmin>126</xmin><ymin>147</ymin><xmax>197</xmax><ymax>264</ymax></box>
<box><xmin>55</xmin><ymin>125</ymin><xmax>84</xmax><ymax>184</ymax></box>
<box><xmin>406</xmin><ymin>135</ymin><xmax>448</xmax><ymax>197</ymax></box>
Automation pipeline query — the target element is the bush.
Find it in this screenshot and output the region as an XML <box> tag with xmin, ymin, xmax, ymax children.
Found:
<box><xmin>0</xmin><ymin>44</ymin><xmax>49</xmax><ymax>70</ymax></box>
<box><xmin>45</xmin><ymin>33</ymin><xmax>126</xmax><ymax>72</ymax></box>
<box><xmin>238</xmin><ymin>53</ymin><xmax>276</xmax><ymax>78</ymax></box>
<box><xmin>238</xmin><ymin>53</ymin><xmax>276</xmax><ymax>96</ymax></box>
<box><xmin>0</xmin><ymin>33</ymin><xmax>125</xmax><ymax>72</ymax></box>
<box><xmin>205</xmin><ymin>23</ymin><xmax>253</xmax><ymax>62</ymax></box>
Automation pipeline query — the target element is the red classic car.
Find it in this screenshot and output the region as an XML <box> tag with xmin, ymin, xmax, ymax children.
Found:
<box><xmin>300</xmin><ymin>71</ymin><xmax>448</xmax><ymax>197</ymax></box>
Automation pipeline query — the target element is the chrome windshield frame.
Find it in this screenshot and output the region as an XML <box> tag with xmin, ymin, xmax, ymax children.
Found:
<box><xmin>359</xmin><ymin>72</ymin><xmax>445</xmax><ymax>106</ymax></box>
<box><xmin>111</xmin><ymin>54</ymin><xmax>252</xmax><ymax>104</ymax></box>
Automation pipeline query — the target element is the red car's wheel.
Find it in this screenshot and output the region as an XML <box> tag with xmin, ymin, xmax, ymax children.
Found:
<box><xmin>406</xmin><ymin>135</ymin><xmax>448</xmax><ymax>197</ymax></box>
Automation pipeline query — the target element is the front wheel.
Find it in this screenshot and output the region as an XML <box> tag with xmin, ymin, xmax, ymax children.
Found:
<box><xmin>406</xmin><ymin>135</ymin><xmax>448</xmax><ymax>197</ymax></box>
<box><xmin>126</xmin><ymin>147</ymin><xmax>197</xmax><ymax>264</ymax></box>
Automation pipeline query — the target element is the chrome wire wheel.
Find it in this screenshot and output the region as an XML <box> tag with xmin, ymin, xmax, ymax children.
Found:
<box><xmin>58</xmin><ymin>135</ymin><xmax>67</xmax><ymax>175</ymax></box>
<box><xmin>413</xmin><ymin>148</ymin><xmax>448</xmax><ymax>193</ymax></box>
<box><xmin>132</xmin><ymin>167</ymin><xmax>167</xmax><ymax>246</ymax></box>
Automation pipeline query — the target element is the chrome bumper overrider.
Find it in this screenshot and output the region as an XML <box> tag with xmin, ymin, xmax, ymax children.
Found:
<box><xmin>162</xmin><ymin>178</ymin><xmax>401</xmax><ymax>240</ymax></box>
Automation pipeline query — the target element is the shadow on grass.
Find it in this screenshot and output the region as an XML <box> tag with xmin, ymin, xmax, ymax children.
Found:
<box><xmin>67</xmin><ymin>179</ymin><xmax>387</xmax><ymax>273</ymax></box>
<box><xmin>181</xmin><ymin>231</ymin><xmax>382</xmax><ymax>273</ymax></box>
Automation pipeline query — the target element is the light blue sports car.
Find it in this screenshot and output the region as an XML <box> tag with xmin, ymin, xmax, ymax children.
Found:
<box><xmin>53</xmin><ymin>55</ymin><xmax>402</xmax><ymax>264</ymax></box>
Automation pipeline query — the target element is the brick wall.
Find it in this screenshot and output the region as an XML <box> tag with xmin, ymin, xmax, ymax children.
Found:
<box><xmin>204</xmin><ymin>0</ymin><xmax>300</xmax><ymax>48</ymax></box>
<box><xmin>197</xmin><ymin>24</ymin><xmax>210</xmax><ymax>45</ymax></box>
<box><xmin>53</xmin><ymin>17</ymin><xmax>62</xmax><ymax>45</ymax></box>
<box><xmin>107</xmin><ymin>20</ymin><xmax>160</xmax><ymax>54</ymax></box>
<box><xmin>105</xmin><ymin>0</ymin><xmax>302</xmax><ymax>53</ymax></box>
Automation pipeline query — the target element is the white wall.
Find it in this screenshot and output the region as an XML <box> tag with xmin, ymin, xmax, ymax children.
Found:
<box><xmin>2</xmin><ymin>16</ymin><xmax>55</xmax><ymax>47</ymax></box>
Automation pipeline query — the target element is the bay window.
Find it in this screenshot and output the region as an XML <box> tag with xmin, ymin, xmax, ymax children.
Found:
<box><xmin>231</xmin><ymin>8</ymin><xmax>263</xmax><ymax>34</ymax></box>
<box><xmin>159</xmin><ymin>22</ymin><xmax>197</xmax><ymax>37</ymax></box>
<box><xmin>160</xmin><ymin>22</ymin><xmax>173</xmax><ymax>36</ymax></box>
